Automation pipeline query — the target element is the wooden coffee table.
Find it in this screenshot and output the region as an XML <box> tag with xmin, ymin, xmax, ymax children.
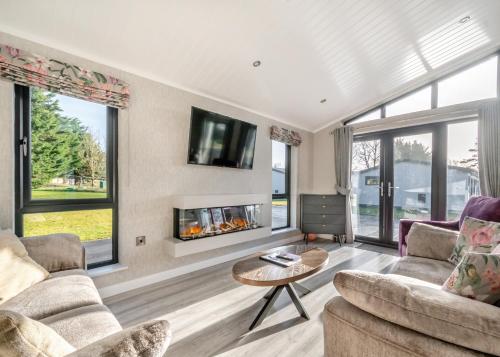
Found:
<box><xmin>232</xmin><ymin>245</ymin><xmax>329</xmax><ymax>330</ymax></box>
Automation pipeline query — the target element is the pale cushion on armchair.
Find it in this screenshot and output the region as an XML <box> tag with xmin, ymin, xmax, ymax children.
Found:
<box><xmin>0</xmin><ymin>310</ymin><xmax>75</xmax><ymax>357</ymax></box>
<box><xmin>334</xmin><ymin>270</ymin><xmax>500</xmax><ymax>355</ymax></box>
<box><xmin>0</xmin><ymin>230</ymin><xmax>49</xmax><ymax>303</ymax></box>
<box><xmin>406</xmin><ymin>222</ymin><xmax>459</xmax><ymax>261</ymax></box>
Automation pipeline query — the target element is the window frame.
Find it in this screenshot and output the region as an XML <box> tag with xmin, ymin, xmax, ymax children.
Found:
<box><xmin>272</xmin><ymin>142</ymin><xmax>291</xmax><ymax>230</ymax></box>
<box><xmin>344</xmin><ymin>51</ymin><xmax>500</xmax><ymax>125</ymax></box>
<box><xmin>14</xmin><ymin>85</ymin><xmax>119</xmax><ymax>269</ymax></box>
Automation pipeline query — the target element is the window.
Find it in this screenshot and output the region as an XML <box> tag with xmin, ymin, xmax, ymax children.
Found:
<box><xmin>446</xmin><ymin>120</ymin><xmax>479</xmax><ymax>220</ymax></box>
<box><xmin>417</xmin><ymin>193</ymin><xmax>427</xmax><ymax>204</ymax></box>
<box><xmin>385</xmin><ymin>86</ymin><xmax>432</xmax><ymax>117</ymax></box>
<box><xmin>15</xmin><ymin>86</ymin><xmax>118</xmax><ymax>268</ymax></box>
<box><xmin>438</xmin><ymin>56</ymin><xmax>498</xmax><ymax>107</ymax></box>
<box><xmin>272</xmin><ymin>140</ymin><xmax>290</xmax><ymax>229</ymax></box>
<box><xmin>349</xmin><ymin>108</ymin><xmax>382</xmax><ymax>125</ymax></box>
<box><xmin>364</xmin><ymin>176</ymin><xmax>379</xmax><ymax>186</ymax></box>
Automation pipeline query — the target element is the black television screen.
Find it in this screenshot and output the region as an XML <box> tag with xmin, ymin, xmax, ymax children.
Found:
<box><xmin>187</xmin><ymin>107</ymin><xmax>257</xmax><ymax>169</ymax></box>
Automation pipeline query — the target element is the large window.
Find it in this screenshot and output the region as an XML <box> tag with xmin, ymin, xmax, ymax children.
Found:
<box><xmin>15</xmin><ymin>86</ymin><xmax>118</xmax><ymax>268</ymax></box>
<box><xmin>272</xmin><ymin>140</ymin><xmax>290</xmax><ymax>229</ymax></box>
<box><xmin>346</xmin><ymin>53</ymin><xmax>499</xmax><ymax>125</ymax></box>
<box><xmin>446</xmin><ymin>120</ymin><xmax>480</xmax><ymax>220</ymax></box>
<box><xmin>438</xmin><ymin>57</ymin><xmax>498</xmax><ymax>107</ymax></box>
<box><xmin>385</xmin><ymin>86</ymin><xmax>432</xmax><ymax>117</ymax></box>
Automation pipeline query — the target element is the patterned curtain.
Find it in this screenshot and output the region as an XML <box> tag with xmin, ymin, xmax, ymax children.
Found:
<box><xmin>0</xmin><ymin>44</ymin><xmax>129</xmax><ymax>109</ymax></box>
<box><xmin>270</xmin><ymin>125</ymin><xmax>302</xmax><ymax>146</ymax></box>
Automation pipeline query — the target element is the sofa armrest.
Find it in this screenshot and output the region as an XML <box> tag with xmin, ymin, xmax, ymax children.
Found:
<box><xmin>406</xmin><ymin>222</ymin><xmax>459</xmax><ymax>261</ymax></box>
<box><xmin>399</xmin><ymin>219</ymin><xmax>459</xmax><ymax>256</ymax></box>
<box><xmin>334</xmin><ymin>270</ymin><xmax>500</xmax><ymax>356</ymax></box>
<box><xmin>20</xmin><ymin>233</ymin><xmax>86</xmax><ymax>273</ymax></box>
<box><xmin>68</xmin><ymin>320</ymin><xmax>172</xmax><ymax>357</ymax></box>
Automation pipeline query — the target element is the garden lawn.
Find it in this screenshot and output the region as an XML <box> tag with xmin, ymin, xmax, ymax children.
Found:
<box><xmin>24</xmin><ymin>208</ymin><xmax>112</xmax><ymax>242</ymax></box>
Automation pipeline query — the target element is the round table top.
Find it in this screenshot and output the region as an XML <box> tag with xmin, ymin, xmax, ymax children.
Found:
<box><xmin>232</xmin><ymin>245</ymin><xmax>329</xmax><ymax>287</ymax></box>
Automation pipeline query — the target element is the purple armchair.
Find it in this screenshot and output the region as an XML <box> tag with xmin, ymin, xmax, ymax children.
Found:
<box><xmin>398</xmin><ymin>196</ymin><xmax>500</xmax><ymax>256</ymax></box>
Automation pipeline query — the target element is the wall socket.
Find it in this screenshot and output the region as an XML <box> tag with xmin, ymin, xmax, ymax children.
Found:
<box><xmin>136</xmin><ymin>236</ymin><xmax>146</xmax><ymax>246</ymax></box>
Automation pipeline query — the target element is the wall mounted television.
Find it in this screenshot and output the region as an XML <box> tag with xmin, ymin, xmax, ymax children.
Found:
<box><xmin>187</xmin><ymin>107</ymin><xmax>257</xmax><ymax>169</ymax></box>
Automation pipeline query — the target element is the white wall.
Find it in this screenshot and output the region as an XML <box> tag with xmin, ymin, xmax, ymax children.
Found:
<box><xmin>0</xmin><ymin>32</ymin><xmax>314</xmax><ymax>289</ymax></box>
<box><xmin>312</xmin><ymin>123</ymin><xmax>341</xmax><ymax>194</ymax></box>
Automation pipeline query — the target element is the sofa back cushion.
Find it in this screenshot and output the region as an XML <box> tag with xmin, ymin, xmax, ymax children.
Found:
<box><xmin>0</xmin><ymin>230</ymin><xmax>49</xmax><ymax>304</ymax></box>
<box><xmin>448</xmin><ymin>217</ymin><xmax>500</xmax><ymax>265</ymax></box>
<box><xmin>406</xmin><ymin>223</ymin><xmax>459</xmax><ymax>261</ymax></box>
<box><xmin>0</xmin><ymin>310</ymin><xmax>75</xmax><ymax>357</ymax></box>
<box><xmin>459</xmin><ymin>196</ymin><xmax>500</xmax><ymax>228</ymax></box>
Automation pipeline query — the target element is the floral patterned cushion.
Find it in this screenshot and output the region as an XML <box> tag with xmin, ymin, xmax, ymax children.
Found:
<box><xmin>448</xmin><ymin>216</ymin><xmax>500</xmax><ymax>265</ymax></box>
<box><xmin>443</xmin><ymin>252</ymin><xmax>500</xmax><ymax>304</ymax></box>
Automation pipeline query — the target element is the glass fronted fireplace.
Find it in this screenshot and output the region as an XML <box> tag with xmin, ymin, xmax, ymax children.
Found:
<box><xmin>174</xmin><ymin>204</ymin><xmax>263</xmax><ymax>241</ymax></box>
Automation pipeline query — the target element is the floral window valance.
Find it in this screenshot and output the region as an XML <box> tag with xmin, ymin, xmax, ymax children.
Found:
<box><xmin>0</xmin><ymin>44</ymin><xmax>129</xmax><ymax>109</ymax></box>
<box><xmin>270</xmin><ymin>125</ymin><xmax>302</xmax><ymax>146</ymax></box>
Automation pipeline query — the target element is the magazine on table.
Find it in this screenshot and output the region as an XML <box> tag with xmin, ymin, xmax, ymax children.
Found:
<box><xmin>259</xmin><ymin>251</ymin><xmax>301</xmax><ymax>267</ymax></box>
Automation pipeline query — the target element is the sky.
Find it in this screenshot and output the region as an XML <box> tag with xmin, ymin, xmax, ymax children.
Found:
<box><xmin>55</xmin><ymin>93</ymin><xmax>107</xmax><ymax>149</ymax></box>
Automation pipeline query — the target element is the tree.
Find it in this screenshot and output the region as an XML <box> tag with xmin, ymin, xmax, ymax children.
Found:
<box><xmin>394</xmin><ymin>139</ymin><xmax>431</xmax><ymax>162</ymax></box>
<box><xmin>353</xmin><ymin>140</ymin><xmax>380</xmax><ymax>169</ymax></box>
<box><xmin>353</xmin><ymin>139</ymin><xmax>431</xmax><ymax>170</ymax></box>
<box><xmin>78</xmin><ymin>131</ymin><xmax>106</xmax><ymax>187</ymax></box>
<box><xmin>31</xmin><ymin>89</ymin><xmax>85</xmax><ymax>188</ymax></box>
<box><xmin>458</xmin><ymin>140</ymin><xmax>478</xmax><ymax>170</ymax></box>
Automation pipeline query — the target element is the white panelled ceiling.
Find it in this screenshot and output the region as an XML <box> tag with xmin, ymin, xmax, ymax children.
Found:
<box><xmin>1</xmin><ymin>0</ymin><xmax>499</xmax><ymax>131</ymax></box>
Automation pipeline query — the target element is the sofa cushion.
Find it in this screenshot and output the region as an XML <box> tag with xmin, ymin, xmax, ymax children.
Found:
<box><xmin>41</xmin><ymin>304</ymin><xmax>122</xmax><ymax>349</ymax></box>
<box><xmin>0</xmin><ymin>310</ymin><xmax>75</xmax><ymax>357</ymax></box>
<box><xmin>443</xmin><ymin>252</ymin><xmax>500</xmax><ymax>304</ymax></box>
<box><xmin>333</xmin><ymin>270</ymin><xmax>500</xmax><ymax>356</ymax></box>
<box><xmin>406</xmin><ymin>222</ymin><xmax>458</xmax><ymax>261</ymax></box>
<box><xmin>323</xmin><ymin>296</ymin><xmax>486</xmax><ymax>357</ymax></box>
<box><xmin>1</xmin><ymin>269</ymin><xmax>102</xmax><ymax>320</ymax></box>
<box><xmin>449</xmin><ymin>216</ymin><xmax>500</xmax><ymax>265</ymax></box>
<box><xmin>389</xmin><ymin>256</ymin><xmax>454</xmax><ymax>284</ymax></box>
<box><xmin>0</xmin><ymin>230</ymin><xmax>49</xmax><ymax>304</ymax></box>
<box><xmin>67</xmin><ymin>320</ymin><xmax>172</xmax><ymax>357</ymax></box>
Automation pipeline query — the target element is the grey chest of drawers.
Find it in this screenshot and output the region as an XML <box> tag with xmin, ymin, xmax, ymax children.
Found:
<box><xmin>300</xmin><ymin>194</ymin><xmax>346</xmax><ymax>245</ymax></box>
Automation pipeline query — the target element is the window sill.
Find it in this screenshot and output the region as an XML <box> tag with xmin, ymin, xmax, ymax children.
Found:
<box><xmin>88</xmin><ymin>263</ymin><xmax>128</xmax><ymax>278</ymax></box>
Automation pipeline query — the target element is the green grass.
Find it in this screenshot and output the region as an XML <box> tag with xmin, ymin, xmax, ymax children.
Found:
<box><xmin>24</xmin><ymin>209</ymin><xmax>112</xmax><ymax>242</ymax></box>
<box><xmin>272</xmin><ymin>199</ymin><xmax>288</xmax><ymax>206</ymax></box>
<box><xmin>32</xmin><ymin>188</ymin><xmax>106</xmax><ymax>200</ymax></box>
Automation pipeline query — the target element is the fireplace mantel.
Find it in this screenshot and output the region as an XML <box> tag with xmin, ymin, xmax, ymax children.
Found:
<box><xmin>171</xmin><ymin>193</ymin><xmax>269</xmax><ymax>209</ymax></box>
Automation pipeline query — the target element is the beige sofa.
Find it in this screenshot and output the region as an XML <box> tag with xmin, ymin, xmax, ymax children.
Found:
<box><xmin>1</xmin><ymin>233</ymin><xmax>172</xmax><ymax>356</ymax></box>
<box><xmin>323</xmin><ymin>224</ymin><xmax>500</xmax><ymax>357</ymax></box>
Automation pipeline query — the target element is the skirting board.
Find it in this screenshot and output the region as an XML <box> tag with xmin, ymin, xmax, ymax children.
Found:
<box><xmin>98</xmin><ymin>232</ymin><xmax>303</xmax><ymax>299</ymax></box>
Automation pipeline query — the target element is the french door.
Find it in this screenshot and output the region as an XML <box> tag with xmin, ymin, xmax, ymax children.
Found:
<box><xmin>351</xmin><ymin>125</ymin><xmax>440</xmax><ymax>246</ymax></box>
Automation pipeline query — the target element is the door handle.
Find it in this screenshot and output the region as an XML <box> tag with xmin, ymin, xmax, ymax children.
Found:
<box><xmin>20</xmin><ymin>136</ymin><xmax>28</xmax><ymax>157</ymax></box>
<box><xmin>379</xmin><ymin>181</ymin><xmax>384</xmax><ymax>197</ymax></box>
<box><xmin>388</xmin><ymin>182</ymin><xmax>399</xmax><ymax>198</ymax></box>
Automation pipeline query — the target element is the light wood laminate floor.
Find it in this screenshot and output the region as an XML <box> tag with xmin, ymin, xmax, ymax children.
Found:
<box><xmin>105</xmin><ymin>240</ymin><xmax>399</xmax><ymax>357</ymax></box>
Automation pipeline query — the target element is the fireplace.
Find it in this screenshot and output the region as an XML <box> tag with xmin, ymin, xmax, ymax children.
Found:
<box><xmin>174</xmin><ymin>204</ymin><xmax>263</xmax><ymax>241</ymax></box>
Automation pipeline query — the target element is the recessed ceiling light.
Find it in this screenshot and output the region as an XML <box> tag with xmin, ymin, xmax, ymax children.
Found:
<box><xmin>459</xmin><ymin>16</ymin><xmax>471</xmax><ymax>24</ymax></box>
<box><xmin>320</xmin><ymin>98</ymin><xmax>327</xmax><ymax>103</ymax></box>
<box><xmin>252</xmin><ymin>60</ymin><xmax>261</xmax><ymax>67</ymax></box>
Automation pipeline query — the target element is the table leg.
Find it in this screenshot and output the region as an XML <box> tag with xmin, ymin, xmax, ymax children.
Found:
<box><xmin>249</xmin><ymin>285</ymin><xmax>284</xmax><ymax>330</ymax></box>
<box><xmin>285</xmin><ymin>283</ymin><xmax>310</xmax><ymax>320</ymax></box>
<box><xmin>291</xmin><ymin>282</ymin><xmax>311</xmax><ymax>296</ymax></box>
<box><xmin>263</xmin><ymin>286</ymin><xmax>278</xmax><ymax>300</ymax></box>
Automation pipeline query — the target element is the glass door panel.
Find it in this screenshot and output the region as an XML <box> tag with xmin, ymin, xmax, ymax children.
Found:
<box><xmin>391</xmin><ymin>133</ymin><xmax>433</xmax><ymax>241</ymax></box>
<box><xmin>351</xmin><ymin>139</ymin><xmax>382</xmax><ymax>239</ymax></box>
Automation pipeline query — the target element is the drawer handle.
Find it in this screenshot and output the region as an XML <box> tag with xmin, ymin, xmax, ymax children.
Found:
<box><xmin>322</xmin><ymin>215</ymin><xmax>326</xmax><ymax>218</ymax></box>
<box><xmin>322</xmin><ymin>224</ymin><xmax>326</xmax><ymax>227</ymax></box>
<box><xmin>322</xmin><ymin>195</ymin><xmax>326</xmax><ymax>199</ymax></box>
<box><xmin>322</xmin><ymin>205</ymin><xmax>326</xmax><ymax>208</ymax></box>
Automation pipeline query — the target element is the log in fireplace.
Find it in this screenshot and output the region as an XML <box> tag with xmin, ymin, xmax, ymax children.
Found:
<box><xmin>174</xmin><ymin>204</ymin><xmax>263</xmax><ymax>241</ymax></box>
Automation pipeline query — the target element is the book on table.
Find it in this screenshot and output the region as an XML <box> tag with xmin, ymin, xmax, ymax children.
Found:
<box><xmin>259</xmin><ymin>252</ymin><xmax>302</xmax><ymax>267</ymax></box>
